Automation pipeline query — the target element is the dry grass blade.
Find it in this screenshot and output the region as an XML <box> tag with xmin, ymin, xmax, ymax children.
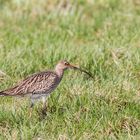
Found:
<box><xmin>0</xmin><ymin>70</ymin><xmax>6</xmax><ymax>76</ymax></box>
<box><xmin>0</xmin><ymin>70</ymin><xmax>10</xmax><ymax>82</ymax></box>
<box><xmin>0</xmin><ymin>70</ymin><xmax>6</xmax><ymax>81</ymax></box>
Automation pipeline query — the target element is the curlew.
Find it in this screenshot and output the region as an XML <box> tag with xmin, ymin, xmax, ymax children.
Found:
<box><xmin>0</xmin><ymin>60</ymin><xmax>92</xmax><ymax>112</ymax></box>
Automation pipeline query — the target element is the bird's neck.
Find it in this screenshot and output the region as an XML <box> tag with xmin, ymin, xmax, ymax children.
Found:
<box><xmin>55</xmin><ymin>67</ymin><xmax>64</xmax><ymax>78</ymax></box>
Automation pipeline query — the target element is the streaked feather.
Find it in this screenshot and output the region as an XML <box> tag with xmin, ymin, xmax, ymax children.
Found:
<box><xmin>1</xmin><ymin>71</ymin><xmax>61</xmax><ymax>96</ymax></box>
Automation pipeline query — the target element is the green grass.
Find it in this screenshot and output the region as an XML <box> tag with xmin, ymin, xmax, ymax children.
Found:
<box><xmin>0</xmin><ymin>0</ymin><xmax>140</xmax><ymax>139</ymax></box>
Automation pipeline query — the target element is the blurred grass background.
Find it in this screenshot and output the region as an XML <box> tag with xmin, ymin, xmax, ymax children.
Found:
<box><xmin>0</xmin><ymin>0</ymin><xmax>140</xmax><ymax>139</ymax></box>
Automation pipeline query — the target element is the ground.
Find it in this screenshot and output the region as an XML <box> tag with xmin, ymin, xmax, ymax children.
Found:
<box><xmin>0</xmin><ymin>0</ymin><xmax>140</xmax><ymax>139</ymax></box>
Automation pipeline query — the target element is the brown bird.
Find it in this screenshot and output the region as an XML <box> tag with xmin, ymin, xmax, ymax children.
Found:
<box><xmin>0</xmin><ymin>60</ymin><xmax>76</xmax><ymax>108</ymax></box>
<box><xmin>0</xmin><ymin>60</ymin><xmax>93</xmax><ymax>111</ymax></box>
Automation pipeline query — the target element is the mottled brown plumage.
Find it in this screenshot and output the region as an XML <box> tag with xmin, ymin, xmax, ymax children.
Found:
<box><xmin>0</xmin><ymin>60</ymin><xmax>93</xmax><ymax>112</ymax></box>
<box><xmin>0</xmin><ymin>60</ymin><xmax>78</xmax><ymax>108</ymax></box>
<box><xmin>1</xmin><ymin>71</ymin><xmax>58</xmax><ymax>96</ymax></box>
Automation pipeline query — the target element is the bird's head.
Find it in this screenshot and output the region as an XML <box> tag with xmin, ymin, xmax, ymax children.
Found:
<box><xmin>55</xmin><ymin>60</ymin><xmax>79</xmax><ymax>71</ymax></box>
<box><xmin>55</xmin><ymin>60</ymin><xmax>94</xmax><ymax>78</ymax></box>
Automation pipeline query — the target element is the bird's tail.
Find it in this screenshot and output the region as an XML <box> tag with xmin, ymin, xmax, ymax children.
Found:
<box><xmin>0</xmin><ymin>91</ymin><xmax>9</xmax><ymax>96</ymax></box>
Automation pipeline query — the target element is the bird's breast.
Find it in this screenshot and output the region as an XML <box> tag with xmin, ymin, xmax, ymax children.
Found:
<box><xmin>45</xmin><ymin>76</ymin><xmax>62</xmax><ymax>93</ymax></box>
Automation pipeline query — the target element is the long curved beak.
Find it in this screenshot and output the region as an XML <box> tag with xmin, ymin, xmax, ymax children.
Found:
<box><xmin>69</xmin><ymin>64</ymin><xmax>79</xmax><ymax>70</ymax></box>
<box><xmin>69</xmin><ymin>64</ymin><xmax>94</xmax><ymax>78</ymax></box>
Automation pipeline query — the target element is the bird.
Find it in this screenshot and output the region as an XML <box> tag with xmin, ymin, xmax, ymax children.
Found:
<box><xmin>0</xmin><ymin>60</ymin><xmax>79</xmax><ymax>111</ymax></box>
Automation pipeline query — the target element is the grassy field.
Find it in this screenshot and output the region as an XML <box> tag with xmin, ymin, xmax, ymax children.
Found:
<box><xmin>0</xmin><ymin>0</ymin><xmax>140</xmax><ymax>139</ymax></box>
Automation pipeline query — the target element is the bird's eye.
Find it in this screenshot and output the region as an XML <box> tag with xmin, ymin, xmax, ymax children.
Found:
<box><xmin>64</xmin><ymin>62</ymin><xmax>69</xmax><ymax>65</ymax></box>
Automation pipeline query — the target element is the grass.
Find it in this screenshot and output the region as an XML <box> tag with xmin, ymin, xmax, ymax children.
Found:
<box><xmin>0</xmin><ymin>0</ymin><xmax>140</xmax><ymax>139</ymax></box>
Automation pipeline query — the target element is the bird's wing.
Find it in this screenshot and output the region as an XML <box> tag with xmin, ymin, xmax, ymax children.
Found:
<box><xmin>2</xmin><ymin>71</ymin><xmax>58</xmax><ymax>96</ymax></box>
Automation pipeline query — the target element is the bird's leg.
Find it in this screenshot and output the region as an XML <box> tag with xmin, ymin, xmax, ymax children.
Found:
<box><xmin>30</xmin><ymin>101</ymin><xmax>34</xmax><ymax>108</ymax></box>
<box><xmin>41</xmin><ymin>96</ymin><xmax>47</xmax><ymax>114</ymax></box>
<box><xmin>29</xmin><ymin>98</ymin><xmax>34</xmax><ymax>117</ymax></box>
